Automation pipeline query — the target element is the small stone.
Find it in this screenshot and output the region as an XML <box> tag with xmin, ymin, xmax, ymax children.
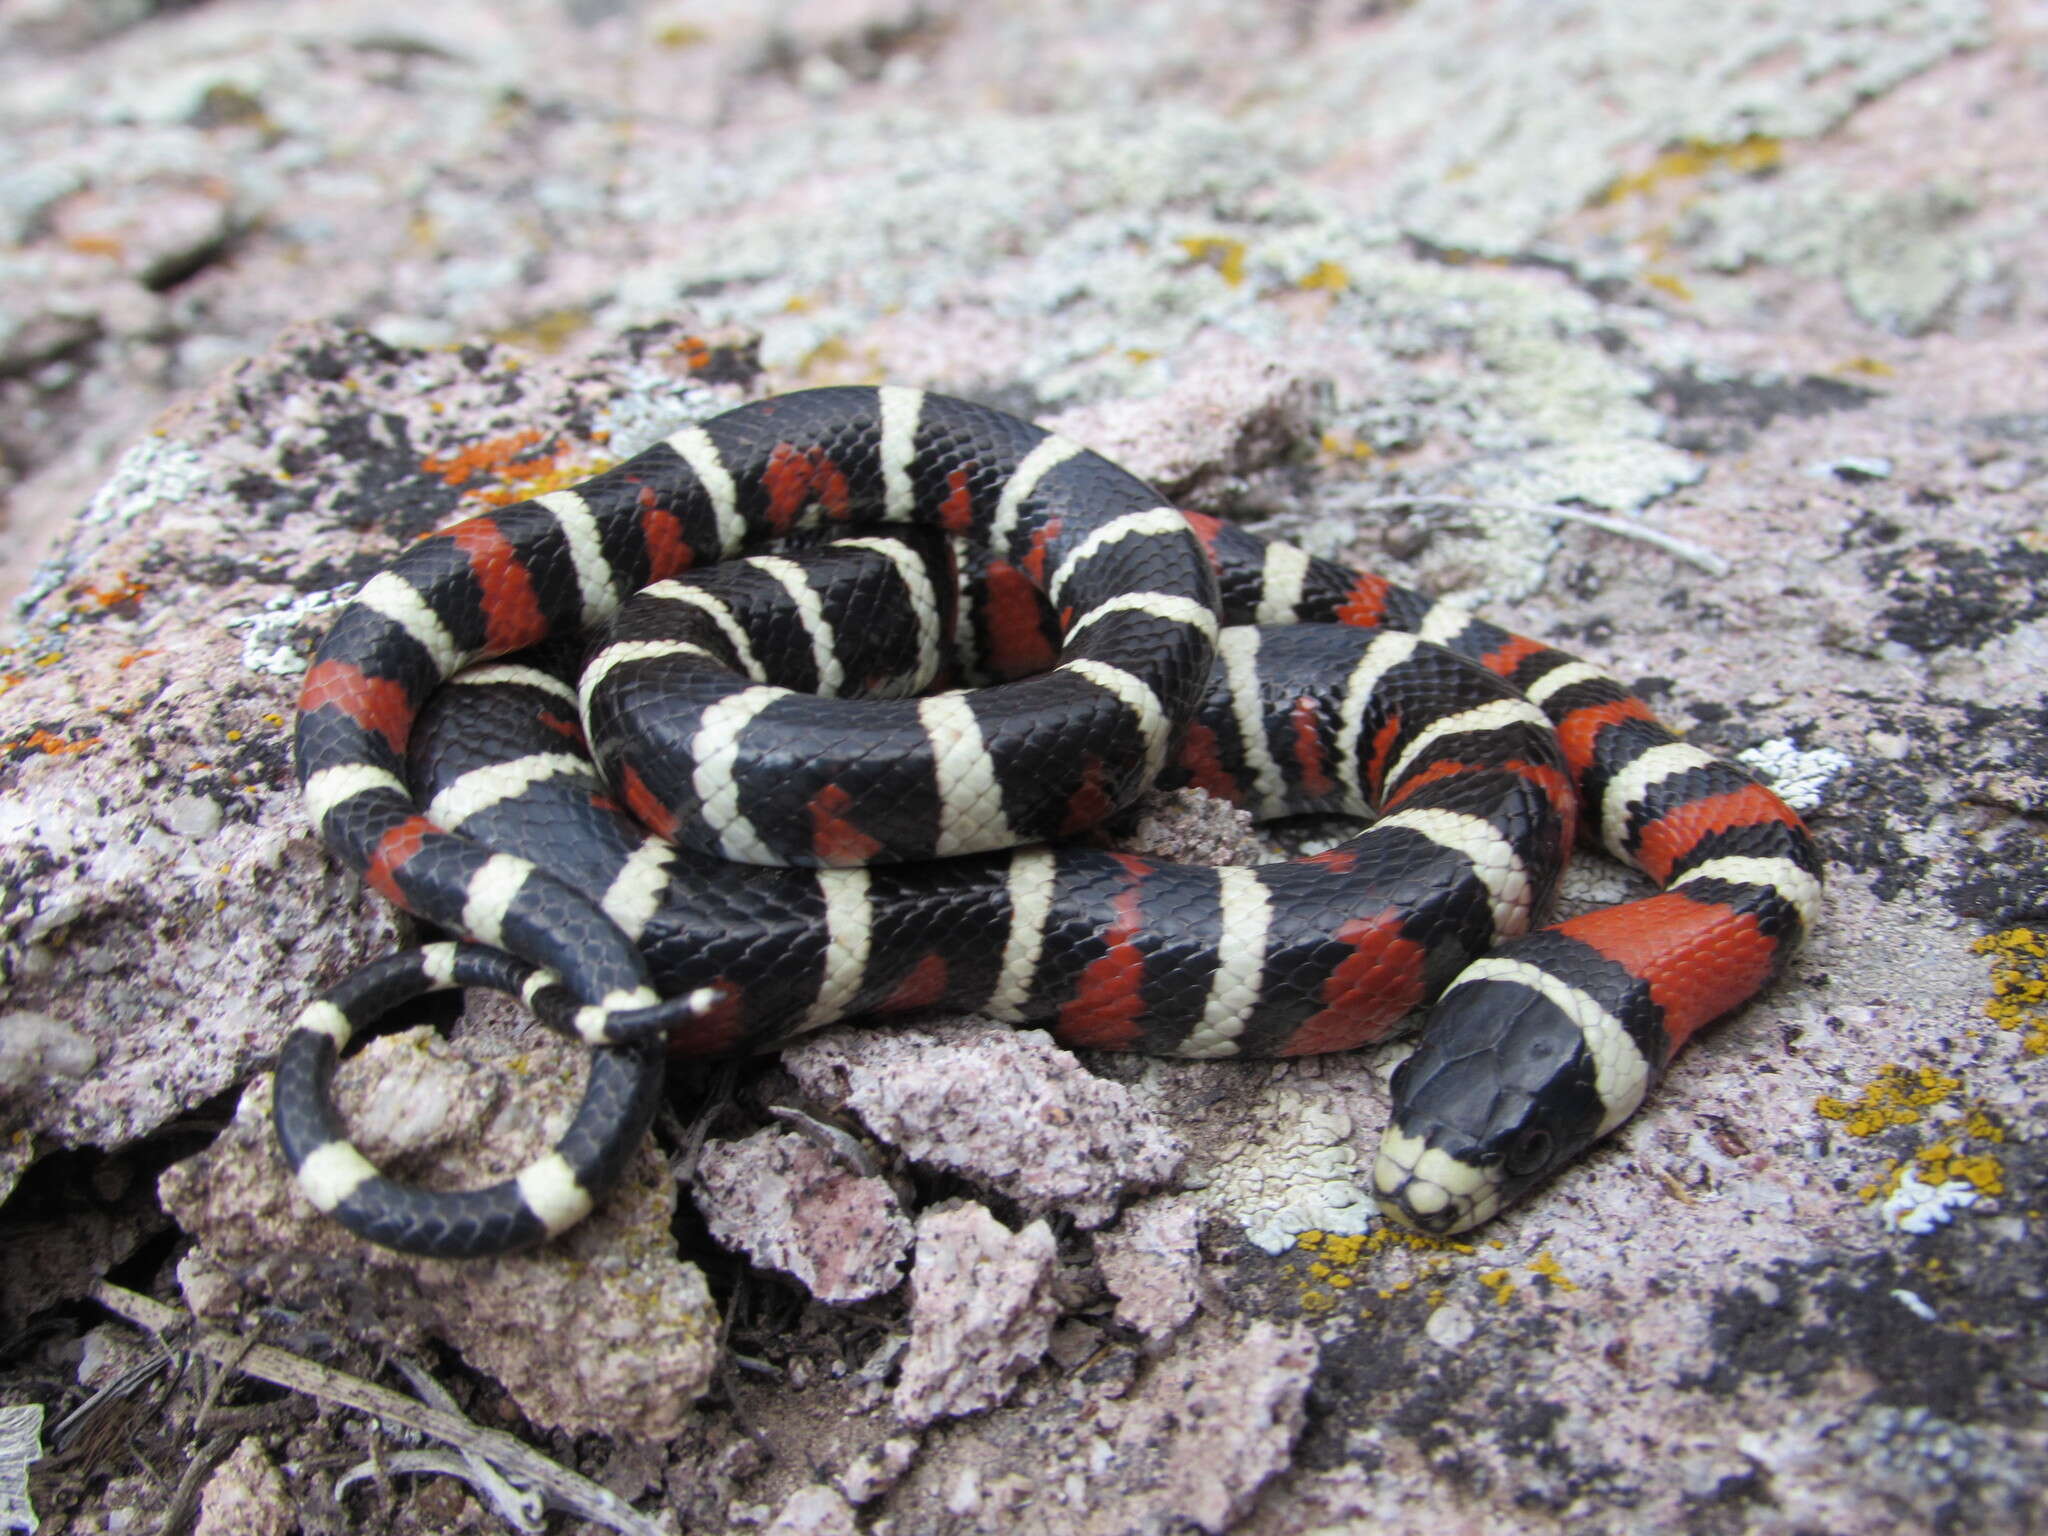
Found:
<box><xmin>892</xmin><ymin>1204</ymin><xmax>1059</xmax><ymax>1427</ymax></box>
<box><xmin>1096</xmin><ymin>1196</ymin><xmax>1204</xmax><ymax>1343</ymax></box>
<box><xmin>193</xmin><ymin>1440</ymin><xmax>292</xmax><ymax>1536</ymax></box>
<box><xmin>694</xmin><ymin>1127</ymin><xmax>912</xmax><ymax>1303</ymax></box>
<box><xmin>0</xmin><ymin>1011</ymin><xmax>99</xmax><ymax>1091</ymax></box>
<box><xmin>158</xmin><ymin>794</ymin><xmax>223</xmax><ymax>838</ymax></box>
<box><xmin>836</xmin><ymin>1435</ymin><xmax>918</xmax><ymax>1504</ymax></box>
<box><xmin>786</xmin><ymin>1021</ymin><xmax>1183</xmax><ymax>1229</ymax></box>
<box><xmin>765</xmin><ymin>1484</ymin><xmax>860</xmax><ymax>1536</ymax></box>
<box><xmin>1804</xmin><ymin>455</ymin><xmax>1894</xmax><ymax>483</ymax></box>
<box><xmin>1424</xmin><ymin>1302</ymin><xmax>1476</xmax><ymax>1350</ymax></box>
<box><xmin>1112</xmin><ymin>1320</ymin><xmax>1317</xmax><ymax>1533</ymax></box>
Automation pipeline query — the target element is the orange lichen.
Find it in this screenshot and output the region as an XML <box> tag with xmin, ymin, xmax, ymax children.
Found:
<box><xmin>420</xmin><ymin>428</ymin><xmax>551</xmax><ymax>487</ymax></box>
<box><xmin>1527</xmin><ymin>1251</ymin><xmax>1577</xmax><ymax>1292</ymax></box>
<box><xmin>76</xmin><ymin>572</ymin><xmax>148</xmax><ymax>609</ymax></box>
<box><xmin>1598</xmin><ymin>136</ymin><xmax>1783</xmax><ymax>205</ymax></box>
<box><xmin>7</xmin><ymin>729</ymin><xmax>102</xmax><ymax>757</ymax></box>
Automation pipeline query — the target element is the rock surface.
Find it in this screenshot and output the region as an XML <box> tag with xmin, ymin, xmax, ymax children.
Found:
<box><xmin>785</xmin><ymin>1021</ymin><xmax>1187</xmax><ymax>1230</ymax></box>
<box><xmin>191</xmin><ymin>1439</ymin><xmax>292</xmax><ymax>1536</ymax></box>
<box><xmin>892</xmin><ymin>1204</ymin><xmax>1061</xmax><ymax>1427</ymax></box>
<box><xmin>693</xmin><ymin>1125</ymin><xmax>912</xmax><ymax>1304</ymax></box>
<box><xmin>2</xmin><ymin>0</ymin><xmax>2045</xmax><ymax>1532</ymax></box>
<box><xmin>1095</xmin><ymin>1195</ymin><xmax>1205</xmax><ymax>1344</ymax></box>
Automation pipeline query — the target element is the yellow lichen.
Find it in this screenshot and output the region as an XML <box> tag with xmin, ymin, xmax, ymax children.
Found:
<box><xmin>1814</xmin><ymin>1064</ymin><xmax>1962</xmax><ymax>1135</ymax></box>
<box><xmin>1973</xmin><ymin>928</ymin><xmax>2048</xmax><ymax>1055</ymax></box>
<box><xmin>1527</xmin><ymin>1251</ymin><xmax>1577</xmax><ymax>1292</ymax></box>
<box><xmin>1478</xmin><ymin>1269</ymin><xmax>1515</xmax><ymax>1306</ymax></box>
<box><xmin>1178</xmin><ymin>236</ymin><xmax>1248</xmax><ymax>287</ymax></box>
<box><xmin>1298</xmin><ymin>261</ymin><xmax>1350</xmax><ymax>291</ymax></box>
<box><xmin>1598</xmin><ymin>136</ymin><xmax>1783</xmax><ymax>205</ymax></box>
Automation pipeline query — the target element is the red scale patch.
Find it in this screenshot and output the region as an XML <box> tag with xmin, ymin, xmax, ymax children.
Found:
<box><xmin>1631</xmin><ymin>785</ymin><xmax>1807</xmax><ymax>884</ymax></box>
<box><xmin>1059</xmin><ymin>754</ymin><xmax>1116</xmax><ymax>836</ymax></box>
<box><xmin>809</xmin><ymin>783</ymin><xmax>886</xmax><ymax>865</ymax></box>
<box><xmin>1173</xmin><ymin>720</ymin><xmax>1242</xmax><ymax>804</ymax></box>
<box><xmin>980</xmin><ymin>560</ymin><xmax>1058</xmax><ymax>677</ymax></box>
<box><xmin>298</xmin><ymin>660</ymin><xmax>413</xmax><ymax>756</ymax></box>
<box><xmin>883</xmin><ymin>953</ymin><xmax>950</xmax><ymax>1013</ymax></box>
<box><xmin>1280</xmin><ymin>909</ymin><xmax>1427</xmax><ymax>1053</ymax></box>
<box><xmin>1382</xmin><ymin>756</ymin><xmax>1579</xmax><ymax>846</ymax></box>
<box><xmin>1334</xmin><ymin>574</ymin><xmax>1391</xmax><ymax>629</ymax></box>
<box><xmin>762</xmin><ymin>443</ymin><xmax>852</xmax><ymax>532</ymax></box>
<box><xmin>538</xmin><ymin>710</ymin><xmax>586</xmax><ymax>745</ymax></box>
<box><xmin>638</xmin><ymin>485</ymin><xmax>695</xmax><ymax>580</ymax></box>
<box><xmin>1561</xmin><ymin>892</ymin><xmax>1779</xmax><ymax>1050</ymax></box>
<box><xmin>940</xmin><ymin>467</ymin><xmax>976</xmax><ymax>533</ymax></box>
<box><xmin>665</xmin><ymin>984</ymin><xmax>745</xmax><ymax>1056</ymax></box>
<box><xmin>1364</xmin><ymin>711</ymin><xmax>1404</xmax><ymax>801</ymax></box>
<box><xmin>1480</xmin><ymin>633</ymin><xmax>1550</xmax><ymax>680</ymax></box>
<box><xmin>1057</xmin><ymin>857</ymin><xmax>1151</xmax><ymax>1049</ymax></box>
<box><xmin>1556</xmin><ymin>695</ymin><xmax>1657</xmax><ymax>777</ymax></box>
<box><xmin>619</xmin><ymin>762</ymin><xmax>679</xmax><ymax>840</ymax></box>
<box><xmin>1179</xmin><ymin>510</ymin><xmax>1227</xmax><ymax>557</ymax></box>
<box><xmin>1289</xmin><ymin>694</ymin><xmax>1335</xmax><ymax>800</ymax></box>
<box><xmin>1020</xmin><ymin>516</ymin><xmax>1064</xmax><ymax>584</ymax></box>
<box><xmin>449</xmin><ymin>517</ymin><xmax>548</xmax><ymax>653</ymax></box>
<box><xmin>365</xmin><ymin>816</ymin><xmax>437</xmax><ymax>905</ymax></box>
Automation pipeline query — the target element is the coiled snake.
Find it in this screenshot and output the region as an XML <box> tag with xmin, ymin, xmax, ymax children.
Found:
<box><xmin>278</xmin><ymin>387</ymin><xmax>1821</xmax><ymax>1257</ymax></box>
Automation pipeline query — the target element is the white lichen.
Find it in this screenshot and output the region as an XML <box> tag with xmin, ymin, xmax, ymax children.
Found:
<box><xmin>1739</xmin><ymin>737</ymin><xmax>1853</xmax><ymax>813</ymax></box>
<box><xmin>225</xmin><ymin>585</ymin><xmax>355</xmax><ymax>676</ymax></box>
<box><xmin>1880</xmin><ymin>1170</ymin><xmax>1981</xmax><ymax>1235</ymax></box>
<box><xmin>1184</xmin><ymin>1082</ymin><xmax>1374</xmax><ymax>1254</ymax></box>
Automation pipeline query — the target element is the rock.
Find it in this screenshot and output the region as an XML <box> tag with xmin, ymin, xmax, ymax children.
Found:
<box><xmin>158</xmin><ymin>1027</ymin><xmax>720</xmax><ymax>1440</ymax></box>
<box><xmin>1111</xmin><ymin>1320</ymin><xmax>1317</xmax><ymax>1534</ymax></box>
<box><xmin>785</xmin><ymin>1022</ymin><xmax>1185</xmax><ymax>1230</ymax></box>
<box><xmin>892</xmin><ymin>1204</ymin><xmax>1058</xmax><ymax>1427</ymax></box>
<box><xmin>0</xmin><ymin>1010</ymin><xmax>98</xmax><ymax>1092</ymax></box>
<box><xmin>193</xmin><ymin>1439</ymin><xmax>292</xmax><ymax>1536</ymax></box>
<box><xmin>835</xmin><ymin>1434</ymin><xmax>919</xmax><ymax>1505</ymax></box>
<box><xmin>764</xmin><ymin>1483</ymin><xmax>861</xmax><ymax>1536</ymax></box>
<box><xmin>693</xmin><ymin>1126</ymin><xmax>912</xmax><ymax>1303</ymax></box>
<box><xmin>1094</xmin><ymin>1196</ymin><xmax>1203</xmax><ymax>1344</ymax></box>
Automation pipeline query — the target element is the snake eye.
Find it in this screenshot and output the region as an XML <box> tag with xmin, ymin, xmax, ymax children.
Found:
<box><xmin>1505</xmin><ymin>1127</ymin><xmax>1553</xmax><ymax>1178</ymax></box>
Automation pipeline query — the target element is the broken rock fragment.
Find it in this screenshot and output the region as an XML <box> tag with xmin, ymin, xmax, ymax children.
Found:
<box><xmin>1094</xmin><ymin>1194</ymin><xmax>1204</xmax><ymax>1343</ymax></box>
<box><xmin>693</xmin><ymin>1126</ymin><xmax>912</xmax><ymax>1303</ymax></box>
<box><xmin>892</xmin><ymin>1203</ymin><xmax>1059</xmax><ymax>1427</ymax></box>
<box><xmin>785</xmin><ymin>1020</ymin><xmax>1184</xmax><ymax>1229</ymax></box>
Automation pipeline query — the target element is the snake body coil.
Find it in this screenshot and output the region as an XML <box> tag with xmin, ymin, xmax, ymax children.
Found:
<box><xmin>280</xmin><ymin>387</ymin><xmax>1821</xmax><ymax>1257</ymax></box>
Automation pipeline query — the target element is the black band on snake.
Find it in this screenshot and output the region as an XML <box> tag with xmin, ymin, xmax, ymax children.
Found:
<box><xmin>280</xmin><ymin>387</ymin><xmax>1822</xmax><ymax>1258</ymax></box>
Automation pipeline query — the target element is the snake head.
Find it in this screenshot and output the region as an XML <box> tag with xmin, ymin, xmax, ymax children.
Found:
<box><xmin>1372</xmin><ymin>964</ymin><xmax>1619</xmax><ymax>1234</ymax></box>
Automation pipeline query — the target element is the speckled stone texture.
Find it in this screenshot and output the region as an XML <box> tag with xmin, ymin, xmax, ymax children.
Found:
<box><xmin>693</xmin><ymin>1126</ymin><xmax>912</xmax><ymax>1303</ymax></box>
<box><xmin>784</xmin><ymin>1021</ymin><xmax>1187</xmax><ymax>1229</ymax></box>
<box><xmin>3</xmin><ymin>0</ymin><xmax>2046</xmax><ymax>1531</ymax></box>
<box><xmin>891</xmin><ymin>1203</ymin><xmax>1061</xmax><ymax>1428</ymax></box>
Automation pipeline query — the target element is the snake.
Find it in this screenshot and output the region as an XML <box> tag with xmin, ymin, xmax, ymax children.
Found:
<box><xmin>277</xmin><ymin>386</ymin><xmax>1822</xmax><ymax>1257</ymax></box>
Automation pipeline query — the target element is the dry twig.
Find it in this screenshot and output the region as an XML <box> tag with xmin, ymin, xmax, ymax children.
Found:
<box><xmin>88</xmin><ymin>1283</ymin><xmax>666</xmax><ymax>1536</ymax></box>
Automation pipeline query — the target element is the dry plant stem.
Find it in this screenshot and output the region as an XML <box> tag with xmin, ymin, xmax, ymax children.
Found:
<box><xmin>88</xmin><ymin>1282</ymin><xmax>667</xmax><ymax>1536</ymax></box>
<box><xmin>1354</xmin><ymin>494</ymin><xmax>1734</xmax><ymax>576</ymax></box>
